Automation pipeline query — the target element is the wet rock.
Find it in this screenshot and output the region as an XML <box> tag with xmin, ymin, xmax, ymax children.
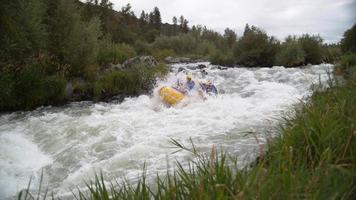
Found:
<box><xmin>110</xmin><ymin>63</ymin><xmax>123</xmax><ymax>71</ymax></box>
<box><xmin>178</xmin><ymin>67</ymin><xmax>186</xmax><ymax>73</ymax></box>
<box><xmin>200</xmin><ymin>69</ymin><xmax>208</xmax><ymax>76</ymax></box>
<box><xmin>65</xmin><ymin>78</ymin><xmax>93</xmax><ymax>101</ymax></box>
<box><xmin>218</xmin><ymin>66</ymin><xmax>228</xmax><ymax>70</ymax></box>
<box><xmin>187</xmin><ymin>66</ymin><xmax>197</xmax><ymax>70</ymax></box>
<box><xmin>165</xmin><ymin>56</ymin><xmax>192</xmax><ymax>63</ymax></box>
<box><xmin>65</xmin><ymin>82</ymin><xmax>73</xmax><ymax>100</ymax></box>
<box><xmin>197</xmin><ymin>64</ymin><xmax>207</xmax><ymax>69</ymax></box>
<box><xmin>123</xmin><ymin>56</ymin><xmax>158</xmax><ymax>69</ymax></box>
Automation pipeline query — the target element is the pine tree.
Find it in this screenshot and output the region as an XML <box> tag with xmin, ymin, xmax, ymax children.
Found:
<box><xmin>224</xmin><ymin>28</ymin><xmax>237</xmax><ymax>48</ymax></box>
<box><xmin>243</xmin><ymin>23</ymin><xmax>250</xmax><ymax>36</ymax></box>
<box><xmin>152</xmin><ymin>7</ymin><xmax>161</xmax><ymax>31</ymax></box>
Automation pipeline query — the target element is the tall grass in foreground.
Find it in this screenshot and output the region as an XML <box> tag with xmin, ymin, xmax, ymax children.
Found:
<box><xmin>19</xmin><ymin>67</ymin><xmax>355</xmax><ymax>199</ymax></box>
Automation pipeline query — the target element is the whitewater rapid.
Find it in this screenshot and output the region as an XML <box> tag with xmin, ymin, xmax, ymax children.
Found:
<box><xmin>0</xmin><ymin>62</ymin><xmax>333</xmax><ymax>198</ymax></box>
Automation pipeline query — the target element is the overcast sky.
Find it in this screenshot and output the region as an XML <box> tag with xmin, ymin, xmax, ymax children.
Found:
<box><xmin>110</xmin><ymin>0</ymin><xmax>355</xmax><ymax>43</ymax></box>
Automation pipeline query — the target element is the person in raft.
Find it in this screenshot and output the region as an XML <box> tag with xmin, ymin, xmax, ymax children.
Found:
<box><xmin>185</xmin><ymin>74</ymin><xmax>195</xmax><ymax>91</ymax></box>
<box><xmin>173</xmin><ymin>74</ymin><xmax>195</xmax><ymax>94</ymax></box>
<box><xmin>199</xmin><ymin>79</ymin><xmax>218</xmax><ymax>95</ymax></box>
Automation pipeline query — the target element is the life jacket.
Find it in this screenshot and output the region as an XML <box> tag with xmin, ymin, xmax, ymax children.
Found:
<box><xmin>187</xmin><ymin>80</ymin><xmax>195</xmax><ymax>90</ymax></box>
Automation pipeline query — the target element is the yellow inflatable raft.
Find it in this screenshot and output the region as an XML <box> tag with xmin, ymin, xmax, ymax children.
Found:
<box><xmin>159</xmin><ymin>86</ymin><xmax>185</xmax><ymax>106</ymax></box>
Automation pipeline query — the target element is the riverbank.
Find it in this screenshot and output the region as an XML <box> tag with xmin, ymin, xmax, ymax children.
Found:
<box><xmin>0</xmin><ymin>56</ymin><xmax>168</xmax><ymax>112</ymax></box>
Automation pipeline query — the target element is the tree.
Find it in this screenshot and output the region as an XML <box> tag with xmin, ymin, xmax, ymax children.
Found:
<box><xmin>152</xmin><ymin>7</ymin><xmax>161</xmax><ymax>31</ymax></box>
<box><xmin>0</xmin><ymin>0</ymin><xmax>48</xmax><ymax>63</ymax></box>
<box><xmin>224</xmin><ymin>28</ymin><xmax>237</xmax><ymax>48</ymax></box>
<box><xmin>341</xmin><ymin>24</ymin><xmax>356</xmax><ymax>53</ymax></box>
<box><xmin>179</xmin><ymin>16</ymin><xmax>189</xmax><ymax>33</ymax></box>
<box><xmin>298</xmin><ymin>34</ymin><xmax>323</xmax><ymax>64</ymax></box>
<box><xmin>173</xmin><ymin>16</ymin><xmax>178</xmax><ymax>26</ymax></box>
<box><xmin>234</xmin><ymin>25</ymin><xmax>279</xmax><ymax>67</ymax></box>
<box><xmin>121</xmin><ymin>3</ymin><xmax>132</xmax><ymax>15</ymax></box>
<box><xmin>275</xmin><ymin>36</ymin><xmax>306</xmax><ymax>67</ymax></box>
<box><xmin>100</xmin><ymin>0</ymin><xmax>113</xmax><ymax>9</ymax></box>
<box><xmin>48</xmin><ymin>0</ymin><xmax>102</xmax><ymax>75</ymax></box>
<box><xmin>243</xmin><ymin>24</ymin><xmax>251</xmax><ymax>36</ymax></box>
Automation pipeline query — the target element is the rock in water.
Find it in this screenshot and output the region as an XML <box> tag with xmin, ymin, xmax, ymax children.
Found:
<box><xmin>165</xmin><ymin>56</ymin><xmax>192</xmax><ymax>63</ymax></box>
<box><xmin>123</xmin><ymin>56</ymin><xmax>158</xmax><ymax>69</ymax></box>
<box><xmin>197</xmin><ymin>64</ymin><xmax>207</xmax><ymax>69</ymax></box>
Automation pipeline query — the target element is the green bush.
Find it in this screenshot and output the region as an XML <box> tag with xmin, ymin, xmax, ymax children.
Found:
<box><xmin>94</xmin><ymin>63</ymin><xmax>168</xmax><ymax>100</ymax></box>
<box><xmin>298</xmin><ymin>34</ymin><xmax>324</xmax><ymax>64</ymax></box>
<box><xmin>322</xmin><ymin>45</ymin><xmax>342</xmax><ymax>63</ymax></box>
<box><xmin>134</xmin><ymin>40</ymin><xmax>153</xmax><ymax>55</ymax></box>
<box><xmin>341</xmin><ymin>24</ymin><xmax>356</xmax><ymax>53</ymax></box>
<box><xmin>275</xmin><ymin>38</ymin><xmax>306</xmax><ymax>67</ymax></box>
<box><xmin>234</xmin><ymin>25</ymin><xmax>280</xmax><ymax>67</ymax></box>
<box><xmin>152</xmin><ymin>49</ymin><xmax>176</xmax><ymax>61</ymax></box>
<box><xmin>336</xmin><ymin>54</ymin><xmax>356</xmax><ymax>84</ymax></box>
<box><xmin>210</xmin><ymin>50</ymin><xmax>235</xmax><ymax>67</ymax></box>
<box><xmin>153</xmin><ymin>34</ymin><xmax>198</xmax><ymax>56</ymax></box>
<box><xmin>196</xmin><ymin>40</ymin><xmax>216</xmax><ymax>57</ymax></box>
<box><xmin>97</xmin><ymin>41</ymin><xmax>137</xmax><ymax>65</ymax></box>
<box><xmin>0</xmin><ymin>63</ymin><xmax>66</xmax><ymax>111</ymax></box>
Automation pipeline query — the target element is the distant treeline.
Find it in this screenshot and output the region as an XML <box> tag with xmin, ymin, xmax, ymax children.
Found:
<box><xmin>0</xmin><ymin>0</ymin><xmax>355</xmax><ymax>111</ymax></box>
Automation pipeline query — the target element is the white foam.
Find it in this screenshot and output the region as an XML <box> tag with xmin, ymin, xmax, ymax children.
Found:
<box><xmin>0</xmin><ymin>131</ymin><xmax>52</xmax><ymax>199</ymax></box>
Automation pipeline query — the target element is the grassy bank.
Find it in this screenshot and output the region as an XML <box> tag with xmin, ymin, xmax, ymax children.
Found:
<box><xmin>18</xmin><ymin>56</ymin><xmax>355</xmax><ymax>199</ymax></box>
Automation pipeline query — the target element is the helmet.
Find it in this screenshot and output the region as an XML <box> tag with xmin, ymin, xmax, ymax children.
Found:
<box><xmin>186</xmin><ymin>74</ymin><xmax>192</xmax><ymax>80</ymax></box>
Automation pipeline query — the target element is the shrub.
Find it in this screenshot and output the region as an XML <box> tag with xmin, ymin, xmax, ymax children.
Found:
<box><xmin>152</xmin><ymin>49</ymin><xmax>176</xmax><ymax>61</ymax></box>
<box><xmin>322</xmin><ymin>45</ymin><xmax>342</xmax><ymax>63</ymax></box>
<box><xmin>83</xmin><ymin>64</ymin><xmax>100</xmax><ymax>81</ymax></box>
<box><xmin>97</xmin><ymin>41</ymin><xmax>137</xmax><ymax>65</ymax></box>
<box><xmin>134</xmin><ymin>40</ymin><xmax>153</xmax><ymax>55</ymax></box>
<box><xmin>210</xmin><ymin>50</ymin><xmax>235</xmax><ymax>67</ymax></box>
<box><xmin>275</xmin><ymin>38</ymin><xmax>306</xmax><ymax>67</ymax></box>
<box><xmin>340</xmin><ymin>24</ymin><xmax>356</xmax><ymax>53</ymax></box>
<box><xmin>298</xmin><ymin>34</ymin><xmax>324</xmax><ymax>64</ymax></box>
<box><xmin>335</xmin><ymin>54</ymin><xmax>356</xmax><ymax>84</ymax></box>
<box><xmin>234</xmin><ymin>25</ymin><xmax>279</xmax><ymax>67</ymax></box>
<box><xmin>0</xmin><ymin>62</ymin><xmax>66</xmax><ymax>111</ymax></box>
<box><xmin>153</xmin><ymin>34</ymin><xmax>198</xmax><ymax>56</ymax></box>
<box><xmin>94</xmin><ymin>63</ymin><xmax>168</xmax><ymax>100</ymax></box>
<box><xmin>196</xmin><ymin>40</ymin><xmax>216</xmax><ymax>57</ymax></box>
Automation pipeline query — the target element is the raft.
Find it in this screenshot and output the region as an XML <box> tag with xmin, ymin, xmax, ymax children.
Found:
<box><xmin>159</xmin><ymin>86</ymin><xmax>185</xmax><ymax>106</ymax></box>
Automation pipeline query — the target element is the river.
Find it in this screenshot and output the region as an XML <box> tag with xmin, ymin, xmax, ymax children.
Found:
<box><xmin>0</xmin><ymin>62</ymin><xmax>333</xmax><ymax>199</ymax></box>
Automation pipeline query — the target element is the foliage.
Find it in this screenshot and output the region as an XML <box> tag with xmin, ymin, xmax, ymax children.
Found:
<box><xmin>335</xmin><ymin>54</ymin><xmax>356</xmax><ymax>84</ymax></box>
<box><xmin>48</xmin><ymin>0</ymin><xmax>102</xmax><ymax>76</ymax></box>
<box><xmin>298</xmin><ymin>34</ymin><xmax>324</xmax><ymax>64</ymax></box>
<box><xmin>275</xmin><ymin>36</ymin><xmax>306</xmax><ymax>67</ymax></box>
<box><xmin>0</xmin><ymin>0</ymin><xmax>47</xmax><ymax>63</ymax></box>
<box><xmin>152</xmin><ymin>34</ymin><xmax>198</xmax><ymax>56</ymax></box>
<box><xmin>322</xmin><ymin>44</ymin><xmax>342</xmax><ymax>63</ymax></box>
<box><xmin>0</xmin><ymin>61</ymin><xmax>66</xmax><ymax>111</ymax></box>
<box><xmin>210</xmin><ymin>50</ymin><xmax>235</xmax><ymax>67</ymax></box>
<box><xmin>94</xmin><ymin>63</ymin><xmax>168</xmax><ymax>100</ymax></box>
<box><xmin>152</xmin><ymin>49</ymin><xmax>176</xmax><ymax>61</ymax></box>
<box><xmin>234</xmin><ymin>25</ymin><xmax>280</xmax><ymax>67</ymax></box>
<box><xmin>97</xmin><ymin>40</ymin><xmax>137</xmax><ymax>65</ymax></box>
<box><xmin>341</xmin><ymin>24</ymin><xmax>356</xmax><ymax>53</ymax></box>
